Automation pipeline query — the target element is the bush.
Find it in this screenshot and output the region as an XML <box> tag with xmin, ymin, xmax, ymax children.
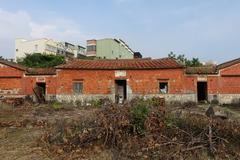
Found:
<box><xmin>51</xmin><ymin>101</ymin><xmax>63</xmax><ymax>110</ymax></box>
<box><xmin>89</xmin><ymin>99</ymin><xmax>102</xmax><ymax>108</ymax></box>
<box><xmin>231</xmin><ymin>98</ymin><xmax>240</xmax><ymax>108</ymax></box>
<box><xmin>17</xmin><ymin>53</ymin><xmax>65</xmax><ymax>68</ymax></box>
<box><xmin>75</xmin><ymin>100</ymin><xmax>82</xmax><ymax>108</ymax></box>
<box><xmin>211</xmin><ymin>99</ymin><xmax>219</xmax><ymax>105</ymax></box>
<box><xmin>130</xmin><ymin>103</ymin><xmax>150</xmax><ymax>134</ymax></box>
<box><xmin>182</xmin><ymin>101</ymin><xmax>197</xmax><ymax>108</ymax></box>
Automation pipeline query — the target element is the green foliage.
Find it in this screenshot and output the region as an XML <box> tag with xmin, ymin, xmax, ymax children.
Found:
<box><xmin>130</xmin><ymin>102</ymin><xmax>150</xmax><ymax>135</ymax></box>
<box><xmin>88</xmin><ymin>99</ymin><xmax>102</xmax><ymax>108</ymax></box>
<box><xmin>51</xmin><ymin>101</ymin><xmax>63</xmax><ymax>110</ymax></box>
<box><xmin>75</xmin><ymin>100</ymin><xmax>82</xmax><ymax>108</ymax></box>
<box><xmin>168</xmin><ymin>52</ymin><xmax>202</xmax><ymax>67</ymax></box>
<box><xmin>165</xmin><ymin>113</ymin><xmax>182</xmax><ymax>128</ymax></box>
<box><xmin>17</xmin><ymin>53</ymin><xmax>65</xmax><ymax>68</ymax></box>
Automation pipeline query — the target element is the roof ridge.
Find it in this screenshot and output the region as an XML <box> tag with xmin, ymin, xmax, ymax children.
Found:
<box><xmin>0</xmin><ymin>59</ymin><xmax>26</xmax><ymax>71</ymax></box>
<box><xmin>56</xmin><ymin>57</ymin><xmax>183</xmax><ymax>70</ymax></box>
<box><xmin>217</xmin><ymin>57</ymin><xmax>240</xmax><ymax>69</ymax></box>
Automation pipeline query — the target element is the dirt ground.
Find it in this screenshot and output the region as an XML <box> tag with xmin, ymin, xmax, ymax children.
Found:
<box><xmin>0</xmin><ymin>102</ymin><xmax>239</xmax><ymax>160</ymax></box>
<box><xmin>0</xmin><ymin>103</ymin><xmax>105</xmax><ymax>160</ymax></box>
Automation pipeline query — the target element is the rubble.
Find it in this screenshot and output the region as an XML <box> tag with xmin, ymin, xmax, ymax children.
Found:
<box><xmin>1</xmin><ymin>97</ymin><xmax>240</xmax><ymax>159</ymax></box>
<box><xmin>39</xmin><ymin>98</ymin><xmax>240</xmax><ymax>159</ymax></box>
<box><xmin>1</xmin><ymin>97</ymin><xmax>24</xmax><ymax>107</ymax></box>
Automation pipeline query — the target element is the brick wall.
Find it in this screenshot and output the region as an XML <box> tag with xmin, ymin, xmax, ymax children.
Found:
<box><xmin>56</xmin><ymin>69</ymin><xmax>114</xmax><ymax>94</ymax></box>
<box><xmin>56</xmin><ymin>69</ymin><xmax>192</xmax><ymax>99</ymax></box>
<box><xmin>1</xmin><ymin>60</ymin><xmax>240</xmax><ymax>104</ymax></box>
<box><xmin>0</xmin><ymin>64</ymin><xmax>24</xmax><ymax>96</ymax></box>
<box><xmin>23</xmin><ymin>76</ymin><xmax>57</xmax><ymax>94</ymax></box>
<box><xmin>0</xmin><ymin>64</ymin><xmax>23</xmax><ymax>77</ymax></box>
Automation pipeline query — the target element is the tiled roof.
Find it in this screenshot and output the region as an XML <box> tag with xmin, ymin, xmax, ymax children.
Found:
<box><xmin>0</xmin><ymin>59</ymin><xmax>26</xmax><ymax>71</ymax></box>
<box><xmin>56</xmin><ymin>58</ymin><xmax>183</xmax><ymax>70</ymax></box>
<box><xmin>217</xmin><ymin>58</ymin><xmax>240</xmax><ymax>70</ymax></box>
<box><xmin>185</xmin><ymin>66</ymin><xmax>217</xmax><ymax>74</ymax></box>
<box><xmin>26</xmin><ymin>68</ymin><xmax>56</xmax><ymax>75</ymax></box>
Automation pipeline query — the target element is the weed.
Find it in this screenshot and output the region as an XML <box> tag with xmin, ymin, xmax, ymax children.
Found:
<box><xmin>89</xmin><ymin>99</ymin><xmax>102</xmax><ymax>108</ymax></box>
<box><xmin>130</xmin><ymin>102</ymin><xmax>149</xmax><ymax>135</ymax></box>
<box><xmin>51</xmin><ymin>101</ymin><xmax>63</xmax><ymax>110</ymax></box>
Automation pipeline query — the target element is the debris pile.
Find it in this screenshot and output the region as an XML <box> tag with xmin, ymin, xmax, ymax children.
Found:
<box><xmin>19</xmin><ymin>97</ymin><xmax>240</xmax><ymax>159</ymax></box>
<box><xmin>1</xmin><ymin>97</ymin><xmax>24</xmax><ymax>107</ymax></box>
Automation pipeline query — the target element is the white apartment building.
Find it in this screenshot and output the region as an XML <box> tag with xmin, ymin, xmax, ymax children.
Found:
<box><xmin>15</xmin><ymin>38</ymin><xmax>86</xmax><ymax>61</ymax></box>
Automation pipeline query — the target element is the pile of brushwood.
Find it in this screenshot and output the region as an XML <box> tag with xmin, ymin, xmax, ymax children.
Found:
<box><xmin>1</xmin><ymin>97</ymin><xmax>24</xmax><ymax>107</ymax></box>
<box><xmin>39</xmin><ymin>98</ymin><xmax>240</xmax><ymax>159</ymax></box>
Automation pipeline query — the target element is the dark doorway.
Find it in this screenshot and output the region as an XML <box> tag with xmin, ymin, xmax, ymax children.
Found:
<box><xmin>115</xmin><ymin>80</ymin><xmax>127</xmax><ymax>104</ymax></box>
<box><xmin>197</xmin><ymin>82</ymin><xmax>208</xmax><ymax>102</ymax></box>
<box><xmin>34</xmin><ymin>82</ymin><xmax>46</xmax><ymax>103</ymax></box>
<box><xmin>36</xmin><ymin>82</ymin><xmax>46</xmax><ymax>96</ymax></box>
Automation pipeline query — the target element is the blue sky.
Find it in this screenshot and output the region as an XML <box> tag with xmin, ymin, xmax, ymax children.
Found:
<box><xmin>0</xmin><ymin>0</ymin><xmax>240</xmax><ymax>63</ymax></box>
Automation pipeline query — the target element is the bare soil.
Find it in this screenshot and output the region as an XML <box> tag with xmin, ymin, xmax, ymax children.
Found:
<box><xmin>0</xmin><ymin>103</ymin><xmax>104</xmax><ymax>160</ymax></box>
<box><xmin>0</xmin><ymin>101</ymin><xmax>240</xmax><ymax>160</ymax></box>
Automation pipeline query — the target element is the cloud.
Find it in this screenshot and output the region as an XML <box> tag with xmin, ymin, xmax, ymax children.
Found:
<box><xmin>0</xmin><ymin>9</ymin><xmax>31</xmax><ymax>39</ymax></box>
<box><xmin>0</xmin><ymin>9</ymin><xmax>32</xmax><ymax>58</ymax></box>
<box><xmin>30</xmin><ymin>20</ymin><xmax>87</xmax><ymax>44</ymax></box>
<box><xmin>0</xmin><ymin>9</ymin><xmax>86</xmax><ymax>58</ymax></box>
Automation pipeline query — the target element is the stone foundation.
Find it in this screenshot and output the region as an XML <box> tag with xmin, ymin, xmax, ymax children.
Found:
<box><xmin>0</xmin><ymin>89</ymin><xmax>21</xmax><ymax>95</ymax></box>
<box><xmin>56</xmin><ymin>94</ymin><xmax>115</xmax><ymax>103</ymax></box>
<box><xmin>129</xmin><ymin>94</ymin><xmax>196</xmax><ymax>104</ymax></box>
<box><xmin>56</xmin><ymin>93</ymin><xmax>196</xmax><ymax>104</ymax></box>
<box><xmin>209</xmin><ymin>94</ymin><xmax>240</xmax><ymax>104</ymax></box>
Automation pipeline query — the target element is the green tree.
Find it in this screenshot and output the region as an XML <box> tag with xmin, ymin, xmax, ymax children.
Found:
<box><xmin>17</xmin><ymin>53</ymin><xmax>65</xmax><ymax>68</ymax></box>
<box><xmin>168</xmin><ymin>52</ymin><xmax>202</xmax><ymax>67</ymax></box>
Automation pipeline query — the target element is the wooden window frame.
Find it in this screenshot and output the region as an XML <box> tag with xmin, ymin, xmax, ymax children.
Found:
<box><xmin>73</xmin><ymin>80</ymin><xmax>83</xmax><ymax>94</ymax></box>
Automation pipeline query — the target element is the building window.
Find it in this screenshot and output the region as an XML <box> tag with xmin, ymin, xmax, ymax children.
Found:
<box><xmin>73</xmin><ymin>81</ymin><xmax>83</xmax><ymax>94</ymax></box>
<box><xmin>159</xmin><ymin>82</ymin><xmax>168</xmax><ymax>94</ymax></box>
<box><xmin>87</xmin><ymin>45</ymin><xmax>96</xmax><ymax>52</ymax></box>
<box><xmin>16</xmin><ymin>49</ymin><xmax>18</xmax><ymax>52</ymax></box>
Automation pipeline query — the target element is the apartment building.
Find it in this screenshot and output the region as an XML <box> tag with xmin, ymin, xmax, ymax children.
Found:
<box><xmin>15</xmin><ymin>38</ymin><xmax>86</xmax><ymax>61</ymax></box>
<box><xmin>86</xmin><ymin>38</ymin><xmax>135</xmax><ymax>59</ymax></box>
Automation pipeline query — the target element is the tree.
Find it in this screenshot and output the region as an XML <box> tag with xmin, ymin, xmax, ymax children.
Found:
<box><xmin>168</xmin><ymin>52</ymin><xmax>202</xmax><ymax>67</ymax></box>
<box><xmin>17</xmin><ymin>53</ymin><xmax>65</xmax><ymax>68</ymax></box>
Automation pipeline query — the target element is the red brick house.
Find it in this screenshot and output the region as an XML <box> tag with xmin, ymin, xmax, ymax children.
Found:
<box><xmin>0</xmin><ymin>59</ymin><xmax>26</xmax><ymax>97</ymax></box>
<box><xmin>0</xmin><ymin>57</ymin><xmax>240</xmax><ymax>104</ymax></box>
<box><xmin>185</xmin><ymin>58</ymin><xmax>240</xmax><ymax>104</ymax></box>
<box><xmin>55</xmin><ymin>58</ymin><xmax>192</xmax><ymax>103</ymax></box>
<box><xmin>0</xmin><ymin>59</ymin><xmax>56</xmax><ymax>101</ymax></box>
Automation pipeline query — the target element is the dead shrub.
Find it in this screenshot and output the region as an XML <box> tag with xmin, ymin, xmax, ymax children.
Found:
<box><xmin>39</xmin><ymin>98</ymin><xmax>240</xmax><ymax>159</ymax></box>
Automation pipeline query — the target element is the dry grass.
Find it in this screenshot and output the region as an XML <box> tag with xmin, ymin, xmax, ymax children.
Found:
<box><xmin>1</xmin><ymin>99</ymin><xmax>240</xmax><ymax>160</ymax></box>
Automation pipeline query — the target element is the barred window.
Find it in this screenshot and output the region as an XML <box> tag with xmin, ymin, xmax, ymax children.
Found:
<box><xmin>73</xmin><ymin>82</ymin><xmax>83</xmax><ymax>94</ymax></box>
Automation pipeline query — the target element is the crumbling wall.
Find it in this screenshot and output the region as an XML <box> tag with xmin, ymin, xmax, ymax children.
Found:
<box><xmin>0</xmin><ymin>77</ymin><xmax>24</xmax><ymax>97</ymax></box>
<box><xmin>23</xmin><ymin>76</ymin><xmax>57</xmax><ymax>102</ymax></box>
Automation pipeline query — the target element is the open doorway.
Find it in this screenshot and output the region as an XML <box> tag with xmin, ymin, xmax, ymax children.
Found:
<box><xmin>36</xmin><ymin>82</ymin><xmax>46</xmax><ymax>96</ymax></box>
<box><xmin>197</xmin><ymin>82</ymin><xmax>208</xmax><ymax>102</ymax></box>
<box><xmin>115</xmin><ymin>80</ymin><xmax>127</xmax><ymax>104</ymax></box>
<box><xmin>34</xmin><ymin>82</ymin><xmax>46</xmax><ymax>103</ymax></box>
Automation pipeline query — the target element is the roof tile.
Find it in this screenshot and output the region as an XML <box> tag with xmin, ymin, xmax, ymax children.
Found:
<box><xmin>26</xmin><ymin>68</ymin><xmax>56</xmax><ymax>75</ymax></box>
<box><xmin>56</xmin><ymin>58</ymin><xmax>183</xmax><ymax>70</ymax></box>
<box><xmin>186</xmin><ymin>66</ymin><xmax>217</xmax><ymax>74</ymax></box>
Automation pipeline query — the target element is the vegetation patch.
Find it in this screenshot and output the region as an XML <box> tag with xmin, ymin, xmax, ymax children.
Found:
<box><xmin>17</xmin><ymin>53</ymin><xmax>65</xmax><ymax>68</ymax></box>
